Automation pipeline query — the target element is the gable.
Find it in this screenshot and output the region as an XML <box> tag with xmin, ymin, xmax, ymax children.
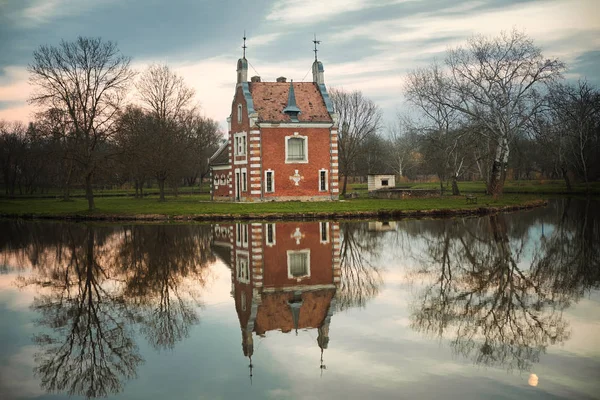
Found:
<box><xmin>249</xmin><ymin>82</ymin><xmax>333</xmax><ymax>123</ymax></box>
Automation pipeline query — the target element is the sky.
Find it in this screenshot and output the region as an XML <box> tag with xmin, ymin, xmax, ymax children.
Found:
<box><xmin>0</xmin><ymin>0</ymin><xmax>599</xmax><ymax>131</ymax></box>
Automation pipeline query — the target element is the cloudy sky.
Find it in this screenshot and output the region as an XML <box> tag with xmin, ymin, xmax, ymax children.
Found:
<box><xmin>0</xmin><ymin>0</ymin><xmax>598</xmax><ymax>130</ymax></box>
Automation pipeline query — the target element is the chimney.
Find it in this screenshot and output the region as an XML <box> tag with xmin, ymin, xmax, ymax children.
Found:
<box><xmin>251</xmin><ymin>76</ymin><xmax>261</xmax><ymax>82</ymax></box>
<box><xmin>276</xmin><ymin>76</ymin><xmax>287</xmax><ymax>83</ymax></box>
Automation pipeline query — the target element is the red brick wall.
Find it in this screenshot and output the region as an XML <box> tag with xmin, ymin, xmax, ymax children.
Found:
<box><xmin>262</xmin><ymin>222</ymin><xmax>334</xmax><ymax>287</ymax></box>
<box><xmin>261</xmin><ymin>127</ymin><xmax>332</xmax><ymax>198</ymax></box>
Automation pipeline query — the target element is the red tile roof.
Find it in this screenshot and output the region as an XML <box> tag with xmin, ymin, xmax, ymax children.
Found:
<box><xmin>254</xmin><ymin>289</ymin><xmax>335</xmax><ymax>334</ymax></box>
<box><xmin>249</xmin><ymin>82</ymin><xmax>332</xmax><ymax>123</ymax></box>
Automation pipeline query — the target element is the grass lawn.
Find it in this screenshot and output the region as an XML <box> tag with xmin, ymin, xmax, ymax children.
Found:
<box><xmin>409</xmin><ymin>180</ymin><xmax>600</xmax><ymax>194</ymax></box>
<box><xmin>0</xmin><ymin>193</ymin><xmax>544</xmax><ymax>219</ymax></box>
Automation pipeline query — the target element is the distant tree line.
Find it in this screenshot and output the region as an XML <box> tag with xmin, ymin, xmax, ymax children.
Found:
<box><xmin>331</xmin><ymin>29</ymin><xmax>599</xmax><ymax>197</ymax></box>
<box><xmin>0</xmin><ymin>37</ymin><xmax>221</xmax><ymax>209</ymax></box>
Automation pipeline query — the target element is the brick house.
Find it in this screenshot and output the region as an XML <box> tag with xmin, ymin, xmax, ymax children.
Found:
<box><xmin>211</xmin><ymin>221</ymin><xmax>341</xmax><ymax>375</ymax></box>
<box><xmin>209</xmin><ymin>54</ymin><xmax>340</xmax><ymax>201</ymax></box>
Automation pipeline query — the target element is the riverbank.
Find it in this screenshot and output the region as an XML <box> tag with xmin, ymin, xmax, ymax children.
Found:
<box><xmin>0</xmin><ymin>194</ymin><xmax>547</xmax><ymax>222</ymax></box>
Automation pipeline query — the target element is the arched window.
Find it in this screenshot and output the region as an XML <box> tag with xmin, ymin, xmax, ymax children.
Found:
<box><xmin>237</xmin><ymin>104</ymin><xmax>242</xmax><ymax>123</ymax></box>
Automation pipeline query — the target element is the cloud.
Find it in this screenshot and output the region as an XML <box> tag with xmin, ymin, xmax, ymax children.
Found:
<box><xmin>13</xmin><ymin>0</ymin><xmax>117</xmax><ymax>27</ymax></box>
<box><xmin>266</xmin><ymin>0</ymin><xmax>413</xmax><ymax>24</ymax></box>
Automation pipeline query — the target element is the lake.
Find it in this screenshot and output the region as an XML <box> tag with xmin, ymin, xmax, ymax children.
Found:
<box><xmin>0</xmin><ymin>198</ymin><xmax>599</xmax><ymax>399</ymax></box>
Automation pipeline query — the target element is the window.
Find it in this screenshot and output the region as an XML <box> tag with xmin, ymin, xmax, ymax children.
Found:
<box><xmin>285</xmin><ymin>135</ymin><xmax>308</xmax><ymax>163</ymax></box>
<box><xmin>234</xmin><ymin>133</ymin><xmax>246</xmax><ymax>156</ymax></box>
<box><xmin>287</xmin><ymin>250</ymin><xmax>310</xmax><ymax>279</ymax></box>
<box><xmin>214</xmin><ymin>175</ymin><xmax>219</xmax><ymax>187</ymax></box>
<box><xmin>266</xmin><ymin>223</ymin><xmax>276</xmax><ymax>246</ymax></box>
<box><xmin>236</xmin><ymin>253</ymin><xmax>249</xmax><ymax>283</ymax></box>
<box><xmin>319</xmin><ymin>222</ymin><xmax>329</xmax><ymax>243</ymax></box>
<box><xmin>220</xmin><ymin>175</ymin><xmax>226</xmax><ymax>185</ymax></box>
<box><xmin>237</xmin><ymin>104</ymin><xmax>242</xmax><ymax>124</ymax></box>
<box><xmin>381</xmin><ymin>179</ymin><xmax>389</xmax><ymax>187</ymax></box>
<box><xmin>242</xmin><ymin>169</ymin><xmax>247</xmax><ymax>192</ymax></box>
<box><xmin>319</xmin><ymin>169</ymin><xmax>328</xmax><ymax>191</ymax></box>
<box><xmin>241</xmin><ymin>292</ymin><xmax>246</xmax><ymax>311</ymax></box>
<box><xmin>265</xmin><ymin>170</ymin><xmax>274</xmax><ymax>193</ymax></box>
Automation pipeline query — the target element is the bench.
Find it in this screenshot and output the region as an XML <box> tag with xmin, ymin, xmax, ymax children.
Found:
<box><xmin>465</xmin><ymin>194</ymin><xmax>477</xmax><ymax>204</ymax></box>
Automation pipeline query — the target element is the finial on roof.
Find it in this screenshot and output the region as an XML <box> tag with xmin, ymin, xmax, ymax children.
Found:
<box><xmin>313</xmin><ymin>33</ymin><xmax>321</xmax><ymax>62</ymax></box>
<box><xmin>242</xmin><ymin>30</ymin><xmax>247</xmax><ymax>59</ymax></box>
<box><xmin>282</xmin><ymin>80</ymin><xmax>301</xmax><ymax>122</ymax></box>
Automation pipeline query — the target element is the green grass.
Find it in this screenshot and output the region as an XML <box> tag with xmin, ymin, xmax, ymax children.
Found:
<box><xmin>0</xmin><ymin>184</ymin><xmax>211</xmax><ymax>199</ymax></box>
<box><xmin>0</xmin><ymin>193</ymin><xmax>543</xmax><ymax>218</ymax></box>
<box><xmin>345</xmin><ymin>180</ymin><xmax>600</xmax><ymax>194</ymax></box>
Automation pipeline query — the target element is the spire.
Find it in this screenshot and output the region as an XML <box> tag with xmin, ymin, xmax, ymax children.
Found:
<box><xmin>312</xmin><ymin>35</ymin><xmax>324</xmax><ymax>85</ymax></box>
<box><xmin>282</xmin><ymin>80</ymin><xmax>301</xmax><ymax>122</ymax></box>
<box><xmin>237</xmin><ymin>33</ymin><xmax>248</xmax><ymax>84</ymax></box>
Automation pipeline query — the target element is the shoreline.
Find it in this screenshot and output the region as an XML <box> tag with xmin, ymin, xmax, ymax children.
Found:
<box><xmin>0</xmin><ymin>199</ymin><xmax>548</xmax><ymax>223</ymax></box>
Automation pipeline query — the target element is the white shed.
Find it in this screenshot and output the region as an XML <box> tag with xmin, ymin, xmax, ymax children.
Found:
<box><xmin>367</xmin><ymin>174</ymin><xmax>396</xmax><ymax>192</ymax></box>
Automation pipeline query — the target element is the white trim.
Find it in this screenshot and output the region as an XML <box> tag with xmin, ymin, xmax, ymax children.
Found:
<box><xmin>259</xmin><ymin>122</ymin><xmax>334</xmax><ymax>128</ymax></box>
<box><xmin>211</xmin><ymin>165</ymin><xmax>230</xmax><ymax>171</ymax></box>
<box><xmin>285</xmin><ymin>134</ymin><xmax>308</xmax><ymax>164</ymax></box>
<box><xmin>265</xmin><ymin>169</ymin><xmax>275</xmax><ymax>193</ymax></box>
<box><xmin>250</xmin><ymin>137</ymin><xmax>261</xmax><ymax>141</ymax></box>
<box><xmin>265</xmin><ymin>223</ymin><xmax>276</xmax><ymax>247</ymax></box>
<box><xmin>287</xmin><ymin>249</ymin><xmax>311</xmax><ymax>280</ymax></box>
<box><xmin>233</xmin><ymin>131</ymin><xmax>247</xmax><ymax>165</ymax></box>
<box><xmin>318</xmin><ymin>168</ymin><xmax>328</xmax><ymax>192</ymax></box>
<box><xmin>237</xmin><ymin>104</ymin><xmax>243</xmax><ymax>124</ymax></box>
<box><xmin>250</xmin><ymin>190</ymin><xmax>261</xmax><ymax>195</ymax></box>
<box><xmin>250</xmin><ymin>163</ymin><xmax>260</xmax><ymax>168</ymax></box>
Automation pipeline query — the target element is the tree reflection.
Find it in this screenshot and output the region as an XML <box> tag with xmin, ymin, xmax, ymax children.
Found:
<box><xmin>118</xmin><ymin>225</ymin><xmax>214</xmax><ymax>350</ymax></box>
<box><xmin>410</xmin><ymin>203</ymin><xmax>599</xmax><ymax>371</ymax></box>
<box><xmin>12</xmin><ymin>223</ymin><xmax>215</xmax><ymax>398</ymax></box>
<box><xmin>20</xmin><ymin>226</ymin><xmax>141</xmax><ymax>398</ymax></box>
<box><xmin>337</xmin><ymin>222</ymin><xmax>384</xmax><ymax>311</ymax></box>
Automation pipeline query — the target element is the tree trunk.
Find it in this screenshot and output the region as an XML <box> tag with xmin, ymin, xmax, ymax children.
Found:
<box><xmin>342</xmin><ymin>174</ymin><xmax>348</xmax><ymax>196</ymax></box>
<box><xmin>561</xmin><ymin>165</ymin><xmax>572</xmax><ymax>192</ymax></box>
<box><xmin>134</xmin><ymin>179</ymin><xmax>139</xmax><ymax>198</ymax></box>
<box><xmin>488</xmin><ymin>138</ymin><xmax>508</xmax><ymax>198</ymax></box>
<box><xmin>451</xmin><ymin>175</ymin><xmax>460</xmax><ymax>196</ymax></box>
<box><xmin>62</xmin><ymin>162</ymin><xmax>73</xmax><ymax>201</ymax></box>
<box><xmin>158</xmin><ymin>178</ymin><xmax>166</xmax><ymax>202</ymax></box>
<box><xmin>85</xmin><ymin>172</ymin><xmax>95</xmax><ymax>211</ymax></box>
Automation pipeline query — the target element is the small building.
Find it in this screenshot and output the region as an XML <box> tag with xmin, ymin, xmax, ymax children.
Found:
<box><xmin>211</xmin><ymin>221</ymin><xmax>341</xmax><ymax>377</ymax></box>
<box><xmin>367</xmin><ymin>173</ymin><xmax>396</xmax><ymax>192</ymax></box>
<box><xmin>209</xmin><ymin>43</ymin><xmax>339</xmax><ymax>202</ymax></box>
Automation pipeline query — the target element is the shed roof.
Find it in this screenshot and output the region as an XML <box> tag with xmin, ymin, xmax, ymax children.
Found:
<box><xmin>249</xmin><ymin>82</ymin><xmax>332</xmax><ymax>123</ymax></box>
<box><xmin>209</xmin><ymin>141</ymin><xmax>229</xmax><ymax>166</ymax></box>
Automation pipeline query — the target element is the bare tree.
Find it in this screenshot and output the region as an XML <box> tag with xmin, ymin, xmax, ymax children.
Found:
<box><xmin>386</xmin><ymin>115</ymin><xmax>421</xmax><ymax>179</ymax></box>
<box><xmin>136</xmin><ymin>64</ymin><xmax>196</xmax><ymax>200</ymax></box>
<box><xmin>28</xmin><ymin>37</ymin><xmax>134</xmax><ymax>210</ymax></box>
<box><xmin>413</xmin><ymin>29</ymin><xmax>564</xmax><ymax>197</ymax></box>
<box><xmin>550</xmin><ymin>80</ymin><xmax>600</xmax><ymax>191</ymax></box>
<box><xmin>330</xmin><ymin>88</ymin><xmax>382</xmax><ymax>195</ymax></box>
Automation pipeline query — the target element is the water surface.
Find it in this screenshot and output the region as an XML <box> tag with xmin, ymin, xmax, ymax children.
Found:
<box><xmin>0</xmin><ymin>198</ymin><xmax>599</xmax><ymax>399</ymax></box>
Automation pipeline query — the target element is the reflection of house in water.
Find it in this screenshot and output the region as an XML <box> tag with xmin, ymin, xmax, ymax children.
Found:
<box><xmin>368</xmin><ymin>221</ymin><xmax>397</xmax><ymax>232</ymax></box>
<box><xmin>212</xmin><ymin>221</ymin><xmax>341</xmax><ymax>376</ymax></box>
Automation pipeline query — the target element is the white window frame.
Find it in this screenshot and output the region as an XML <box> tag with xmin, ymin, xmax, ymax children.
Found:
<box><xmin>319</xmin><ymin>222</ymin><xmax>329</xmax><ymax>244</ymax></box>
<box><xmin>265</xmin><ymin>170</ymin><xmax>275</xmax><ymax>193</ymax></box>
<box><xmin>241</xmin><ymin>168</ymin><xmax>247</xmax><ymax>192</ymax></box>
<box><xmin>236</xmin><ymin>250</ymin><xmax>250</xmax><ymax>283</ymax></box>
<box><xmin>233</xmin><ymin>132</ymin><xmax>247</xmax><ymax>163</ymax></box>
<box><xmin>265</xmin><ymin>223</ymin><xmax>276</xmax><ymax>247</ymax></box>
<box><xmin>237</xmin><ymin>104</ymin><xmax>243</xmax><ymax>124</ymax></box>
<box><xmin>285</xmin><ymin>134</ymin><xmax>308</xmax><ymax>164</ymax></box>
<box><xmin>287</xmin><ymin>249</ymin><xmax>311</xmax><ymax>280</ymax></box>
<box><xmin>319</xmin><ymin>169</ymin><xmax>328</xmax><ymax>191</ymax></box>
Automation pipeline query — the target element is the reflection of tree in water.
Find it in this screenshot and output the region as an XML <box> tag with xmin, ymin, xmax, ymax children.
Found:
<box><xmin>118</xmin><ymin>225</ymin><xmax>215</xmax><ymax>350</ymax></box>
<box><xmin>337</xmin><ymin>222</ymin><xmax>384</xmax><ymax>311</ymax></box>
<box><xmin>410</xmin><ymin>200</ymin><xmax>600</xmax><ymax>371</ymax></box>
<box><xmin>12</xmin><ymin>223</ymin><xmax>215</xmax><ymax>398</ymax></box>
<box><xmin>19</xmin><ymin>226</ymin><xmax>142</xmax><ymax>398</ymax></box>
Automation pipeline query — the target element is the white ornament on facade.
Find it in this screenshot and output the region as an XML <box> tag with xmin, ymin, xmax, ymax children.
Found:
<box><xmin>291</xmin><ymin>227</ymin><xmax>305</xmax><ymax>245</ymax></box>
<box><xmin>289</xmin><ymin>170</ymin><xmax>304</xmax><ymax>186</ymax></box>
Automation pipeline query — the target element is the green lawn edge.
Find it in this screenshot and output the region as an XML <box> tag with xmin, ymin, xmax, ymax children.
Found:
<box><xmin>0</xmin><ymin>194</ymin><xmax>547</xmax><ymax>222</ymax></box>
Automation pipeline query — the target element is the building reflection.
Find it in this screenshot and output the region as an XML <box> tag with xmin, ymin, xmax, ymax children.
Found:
<box><xmin>212</xmin><ymin>221</ymin><xmax>341</xmax><ymax>376</ymax></box>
